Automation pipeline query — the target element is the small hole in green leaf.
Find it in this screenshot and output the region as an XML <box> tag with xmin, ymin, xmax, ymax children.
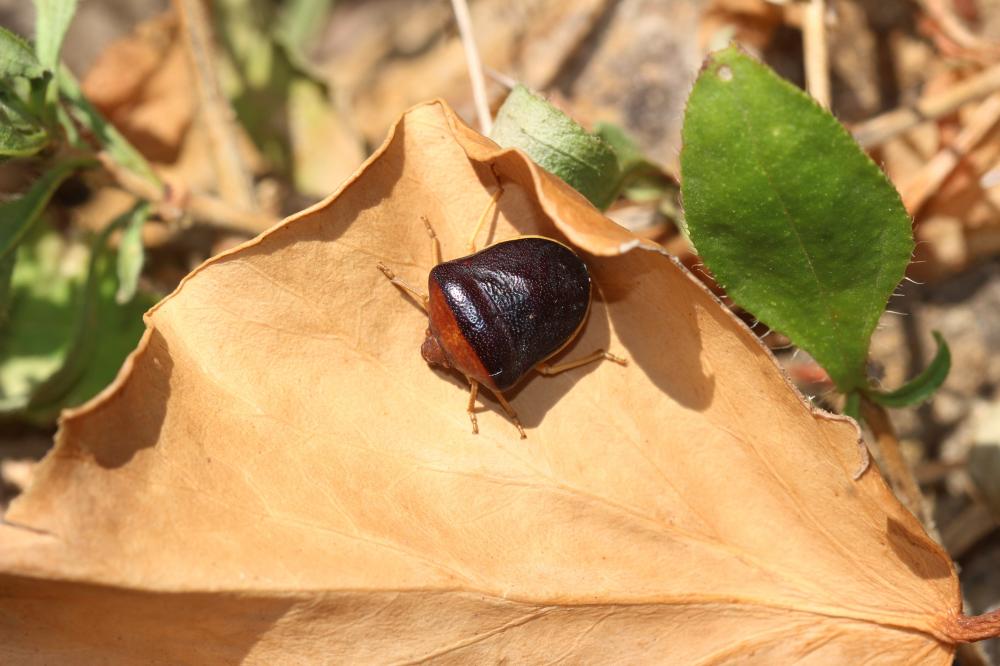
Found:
<box><xmin>717</xmin><ymin>66</ymin><xmax>733</xmax><ymax>82</ymax></box>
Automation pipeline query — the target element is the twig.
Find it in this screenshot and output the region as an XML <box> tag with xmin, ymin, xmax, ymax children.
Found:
<box><xmin>852</xmin><ymin>62</ymin><xmax>1000</xmax><ymax>148</ymax></box>
<box><xmin>97</xmin><ymin>152</ymin><xmax>276</xmax><ymax>234</ymax></box>
<box><xmin>174</xmin><ymin>0</ymin><xmax>258</xmax><ymax>209</ymax></box>
<box><xmin>485</xmin><ymin>67</ymin><xmax>517</xmax><ymax>91</ymax></box>
<box><xmin>917</xmin><ymin>0</ymin><xmax>1000</xmax><ymax>59</ymax></box>
<box><xmin>899</xmin><ymin>91</ymin><xmax>1000</xmax><ymax>214</ymax></box>
<box><xmin>802</xmin><ymin>0</ymin><xmax>830</xmax><ymax>108</ymax></box>
<box><xmin>450</xmin><ymin>0</ymin><xmax>492</xmax><ymax>135</ymax></box>
<box><xmin>859</xmin><ymin>396</ymin><xmax>935</xmax><ymax>529</ymax></box>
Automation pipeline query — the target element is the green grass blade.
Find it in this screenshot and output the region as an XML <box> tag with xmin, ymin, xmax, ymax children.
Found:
<box><xmin>680</xmin><ymin>47</ymin><xmax>913</xmax><ymax>391</ymax></box>
<box><xmin>491</xmin><ymin>85</ymin><xmax>621</xmax><ymax>210</ymax></box>
<box><xmin>866</xmin><ymin>332</ymin><xmax>950</xmax><ymax>408</ymax></box>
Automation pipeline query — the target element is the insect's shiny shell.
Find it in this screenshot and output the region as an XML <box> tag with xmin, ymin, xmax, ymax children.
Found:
<box><xmin>426</xmin><ymin>237</ymin><xmax>591</xmax><ymax>391</ymax></box>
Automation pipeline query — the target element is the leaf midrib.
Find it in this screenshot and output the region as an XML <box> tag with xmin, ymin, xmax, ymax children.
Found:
<box><xmin>729</xmin><ymin>81</ymin><xmax>845</xmax><ymax>366</ymax></box>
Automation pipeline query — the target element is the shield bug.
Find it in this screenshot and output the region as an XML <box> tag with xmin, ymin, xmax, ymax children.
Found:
<box><xmin>378</xmin><ymin>189</ymin><xmax>625</xmax><ymax>438</ymax></box>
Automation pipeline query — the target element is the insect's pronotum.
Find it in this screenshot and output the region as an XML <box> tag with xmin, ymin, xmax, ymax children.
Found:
<box><xmin>377</xmin><ymin>187</ymin><xmax>625</xmax><ymax>438</ymax></box>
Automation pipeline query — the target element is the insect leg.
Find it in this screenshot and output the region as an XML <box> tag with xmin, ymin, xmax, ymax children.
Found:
<box><xmin>421</xmin><ymin>215</ymin><xmax>442</xmax><ymax>265</ymax></box>
<box><xmin>467</xmin><ymin>187</ymin><xmax>503</xmax><ymax>253</ymax></box>
<box><xmin>536</xmin><ymin>350</ymin><xmax>628</xmax><ymax>376</ymax></box>
<box><xmin>466</xmin><ymin>377</ymin><xmax>479</xmax><ymax>434</ymax></box>
<box><xmin>489</xmin><ymin>389</ymin><xmax>526</xmax><ymax>439</ymax></box>
<box><xmin>376</xmin><ymin>263</ymin><xmax>429</xmax><ymax>312</ymax></box>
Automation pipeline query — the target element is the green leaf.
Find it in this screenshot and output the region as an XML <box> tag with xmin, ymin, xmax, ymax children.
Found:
<box><xmin>58</xmin><ymin>67</ymin><xmax>159</xmax><ymax>183</ymax></box>
<box><xmin>32</xmin><ymin>0</ymin><xmax>78</xmax><ymax>72</ymax></box>
<box><xmin>0</xmin><ymin>219</ymin><xmax>153</xmax><ymax>421</ymax></box>
<box><xmin>594</xmin><ymin>121</ymin><xmax>646</xmax><ymax>173</ymax></box>
<box><xmin>594</xmin><ymin>121</ymin><xmax>676</xmax><ymax>204</ymax></box>
<box><xmin>275</xmin><ymin>0</ymin><xmax>332</xmax><ymax>76</ymax></box>
<box><xmin>490</xmin><ymin>84</ymin><xmax>622</xmax><ymax>210</ymax></box>
<box><xmin>115</xmin><ymin>202</ymin><xmax>149</xmax><ymax>304</ymax></box>
<box><xmin>214</xmin><ymin>0</ymin><xmax>331</xmax><ymax>180</ymax></box>
<box><xmin>0</xmin><ymin>26</ymin><xmax>45</xmax><ymax>80</ymax></box>
<box><xmin>0</xmin><ymin>157</ymin><xmax>93</xmax><ymax>262</ymax></box>
<box><xmin>843</xmin><ymin>391</ymin><xmax>861</xmax><ymax>421</ymax></box>
<box><xmin>865</xmin><ymin>331</ymin><xmax>950</xmax><ymax>408</ymax></box>
<box><xmin>0</xmin><ymin>122</ymin><xmax>48</xmax><ymax>157</ymax></box>
<box><xmin>0</xmin><ymin>252</ymin><xmax>16</xmax><ymax>320</ymax></box>
<box><xmin>0</xmin><ymin>228</ymin><xmax>82</xmax><ymax>413</ymax></box>
<box><xmin>680</xmin><ymin>47</ymin><xmax>913</xmax><ymax>391</ymax></box>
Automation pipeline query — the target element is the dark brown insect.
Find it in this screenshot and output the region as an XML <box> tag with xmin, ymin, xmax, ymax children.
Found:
<box><xmin>378</xmin><ymin>192</ymin><xmax>624</xmax><ymax>438</ymax></box>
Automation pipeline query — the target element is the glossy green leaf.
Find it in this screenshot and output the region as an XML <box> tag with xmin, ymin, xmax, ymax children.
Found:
<box><xmin>58</xmin><ymin>68</ymin><xmax>158</xmax><ymax>183</ymax></box>
<box><xmin>491</xmin><ymin>84</ymin><xmax>621</xmax><ymax>210</ymax></box>
<box><xmin>32</xmin><ymin>0</ymin><xmax>78</xmax><ymax>72</ymax></box>
<box><xmin>0</xmin><ymin>158</ymin><xmax>93</xmax><ymax>262</ymax></box>
<box><xmin>680</xmin><ymin>47</ymin><xmax>913</xmax><ymax>391</ymax></box>
<box><xmin>0</xmin><ymin>26</ymin><xmax>45</xmax><ymax>80</ymax></box>
<box><xmin>866</xmin><ymin>332</ymin><xmax>950</xmax><ymax>408</ymax></box>
<box><xmin>115</xmin><ymin>202</ymin><xmax>149</xmax><ymax>304</ymax></box>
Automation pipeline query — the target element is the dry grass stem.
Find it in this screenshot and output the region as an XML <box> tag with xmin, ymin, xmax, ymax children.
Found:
<box><xmin>853</xmin><ymin>62</ymin><xmax>1000</xmax><ymax>148</ymax></box>
<box><xmin>450</xmin><ymin>0</ymin><xmax>492</xmax><ymax>135</ymax></box>
<box><xmin>859</xmin><ymin>396</ymin><xmax>934</xmax><ymax>529</ymax></box>
<box><xmin>175</xmin><ymin>0</ymin><xmax>258</xmax><ymax>209</ymax></box>
<box><xmin>97</xmin><ymin>152</ymin><xmax>276</xmax><ymax>234</ymax></box>
<box><xmin>900</xmin><ymin>92</ymin><xmax>1000</xmax><ymax>213</ymax></box>
<box><xmin>802</xmin><ymin>0</ymin><xmax>830</xmax><ymax>108</ymax></box>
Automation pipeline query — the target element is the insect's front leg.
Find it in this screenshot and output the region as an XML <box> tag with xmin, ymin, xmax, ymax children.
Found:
<box><xmin>377</xmin><ymin>263</ymin><xmax>429</xmax><ymax>312</ymax></box>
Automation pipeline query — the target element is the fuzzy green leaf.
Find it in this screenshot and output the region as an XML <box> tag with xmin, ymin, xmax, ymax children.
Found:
<box><xmin>680</xmin><ymin>47</ymin><xmax>913</xmax><ymax>391</ymax></box>
<box><xmin>491</xmin><ymin>85</ymin><xmax>621</xmax><ymax>210</ymax></box>
<box><xmin>866</xmin><ymin>332</ymin><xmax>950</xmax><ymax>408</ymax></box>
<box><xmin>115</xmin><ymin>202</ymin><xmax>149</xmax><ymax>304</ymax></box>
<box><xmin>0</xmin><ymin>158</ymin><xmax>93</xmax><ymax>261</ymax></box>
<box><xmin>594</xmin><ymin>121</ymin><xmax>676</xmax><ymax>204</ymax></box>
<box><xmin>0</xmin><ymin>122</ymin><xmax>48</xmax><ymax>157</ymax></box>
<box><xmin>0</xmin><ymin>26</ymin><xmax>45</xmax><ymax>80</ymax></box>
<box><xmin>33</xmin><ymin>0</ymin><xmax>78</xmax><ymax>72</ymax></box>
<box><xmin>58</xmin><ymin>67</ymin><xmax>158</xmax><ymax>182</ymax></box>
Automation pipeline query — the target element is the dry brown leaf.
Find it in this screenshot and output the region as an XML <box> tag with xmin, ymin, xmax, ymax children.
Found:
<box><xmin>1</xmin><ymin>101</ymin><xmax>994</xmax><ymax>663</ymax></box>
<box><xmin>83</xmin><ymin>12</ymin><xmax>194</xmax><ymax>164</ymax></box>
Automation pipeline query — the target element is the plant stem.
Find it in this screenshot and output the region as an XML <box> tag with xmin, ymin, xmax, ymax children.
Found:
<box><xmin>899</xmin><ymin>92</ymin><xmax>1000</xmax><ymax>214</ymax></box>
<box><xmin>859</xmin><ymin>395</ymin><xmax>933</xmax><ymax>527</ymax></box>
<box><xmin>175</xmin><ymin>0</ymin><xmax>258</xmax><ymax>209</ymax></box>
<box><xmin>852</xmin><ymin>61</ymin><xmax>1000</xmax><ymax>148</ymax></box>
<box><xmin>97</xmin><ymin>152</ymin><xmax>275</xmax><ymax>234</ymax></box>
<box><xmin>450</xmin><ymin>0</ymin><xmax>492</xmax><ymax>135</ymax></box>
<box><xmin>802</xmin><ymin>0</ymin><xmax>830</xmax><ymax>108</ymax></box>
